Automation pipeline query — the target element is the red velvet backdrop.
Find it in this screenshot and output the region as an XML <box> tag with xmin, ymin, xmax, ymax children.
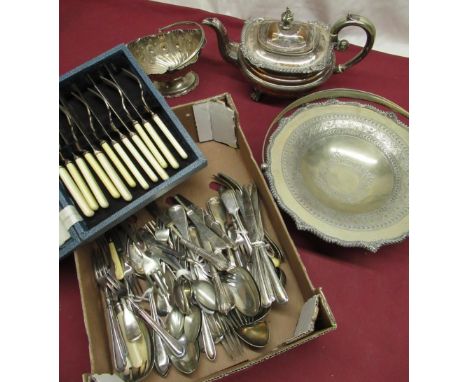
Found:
<box><xmin>59</xmin><ymin>1</ymin><xmax>409</xmax><ymax>381</ymax></box>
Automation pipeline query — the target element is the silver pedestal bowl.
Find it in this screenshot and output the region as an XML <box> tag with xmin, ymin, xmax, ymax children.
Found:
<box><xmin>262</xmin><ymin>89</ymin><xmax>409</xmax><ymax>252</ymax></box>
<box><xmin>128</xmin><ymin>21</ymin><xmax>206</xmax><ymax>98</ymax></box>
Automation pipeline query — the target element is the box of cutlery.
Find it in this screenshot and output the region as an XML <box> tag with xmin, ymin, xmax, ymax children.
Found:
<box><xmin>75</xmin><ymin>93</ymin><xmax>337</xmax><ymax>382</ymax></box>
<box><xmin>59</xmin><ymin>45</ymin><xmax>207</xmax><ymax>259</ymax></box>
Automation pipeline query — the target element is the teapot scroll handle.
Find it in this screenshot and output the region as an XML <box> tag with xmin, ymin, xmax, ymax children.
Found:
<box><xmin>331</xmin><ymin>14</ymin><xmax>376</xmax><ymax>74</ymax></box>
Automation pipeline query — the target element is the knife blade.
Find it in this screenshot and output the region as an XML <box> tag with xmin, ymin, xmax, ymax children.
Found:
<box><xmin>174</xmin><ymin>194</ymin><xmax>236</xmax><ymax>248</ymax></box>
<box><xmin>242</xmin><ymin>185</ymin><xmax>259</xmax><ymax>241</ymax></box>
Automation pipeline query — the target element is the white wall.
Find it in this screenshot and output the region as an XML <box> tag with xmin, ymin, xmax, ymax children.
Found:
<box><xmin>153</xmin><ymin>0</ymin><xmax>408</xmax><ymax>57</ymax></box>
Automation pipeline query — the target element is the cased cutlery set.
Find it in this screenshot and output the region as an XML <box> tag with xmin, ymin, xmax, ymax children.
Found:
<box><xmin>59</xmin><ymin>64</ymin><xmax>189</xmax><ymax>219</ymax></box>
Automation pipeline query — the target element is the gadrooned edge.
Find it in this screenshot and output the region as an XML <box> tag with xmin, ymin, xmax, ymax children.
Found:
<box><xmin>240</xmin><ymin>18</ymin><xmax>334</xmax><ymax>74</ymax></box>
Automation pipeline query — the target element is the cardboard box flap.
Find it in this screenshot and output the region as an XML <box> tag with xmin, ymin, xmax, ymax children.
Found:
<box><xmin>294</xmin><ymin>295</ymin><xmax>320</xmax><ymax>336</ymax></box>
<box><xmin>193</xmin><ymin>99</ymin><xmax>238</xmax><ymax>148</ymax></box>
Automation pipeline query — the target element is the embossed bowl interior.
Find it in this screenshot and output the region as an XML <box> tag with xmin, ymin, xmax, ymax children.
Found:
<box><xmin>264</xmin><ymin>100</ymin><xmax>408</xmax><ymax>251</ymax></box>
<box><xmin>128</xmin><ymin>22</ymin><xmax>205</xmax><ymax>97</ymax></box>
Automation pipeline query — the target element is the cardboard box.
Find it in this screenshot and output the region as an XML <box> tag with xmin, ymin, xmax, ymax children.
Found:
<box><xmin>75</xmin><ymin>93</ymin><xmax>337</xmax><ymax>381</ymax></box>
<box><xmin>59</xmin><ymin>45</ymin><xmax>207</xmax><ymax>259</ymax></box>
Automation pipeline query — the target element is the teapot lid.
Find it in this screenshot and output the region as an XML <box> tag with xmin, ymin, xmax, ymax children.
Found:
<box><xmin>258</xmin><ymin>8</ymin><xmax>316</xmax><ymax>55</ymax></box>
<box><xmin>240</xmin><ymin>8</ymin><xmax>334</xmax><ymax>74</ymax></box>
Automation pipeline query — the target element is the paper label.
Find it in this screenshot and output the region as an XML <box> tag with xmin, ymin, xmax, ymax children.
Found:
<box><xmin>59</xmin><ymin>216</ymin><xmax>71</xmax><ymax>246</ymax></box>
<box><xmin>59</xmin><ymin>205</ymin><xmax>83</xmax><ymax>246</ymax></box>
<box><xmin>88</xmin><ymin>374</ymin><xmax>124</xmax><ymax>382</ymax></box>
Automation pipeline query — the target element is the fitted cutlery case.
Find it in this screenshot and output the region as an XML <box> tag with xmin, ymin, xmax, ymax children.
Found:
<box><xmin>59</xmin><ymin>45</ymin><xmax>207</xmax><ymax>259</ymax></box>
<box><xmin>76</xmin><ymin>93</ymin><xmax>336</xmax><ymax>382</ymax></box>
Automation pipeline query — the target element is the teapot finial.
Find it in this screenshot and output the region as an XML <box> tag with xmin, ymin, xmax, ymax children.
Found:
<box><xmin>280</xmin><ymin>7</ymin><xmax>294</xmax><ymax>30</ymax></box>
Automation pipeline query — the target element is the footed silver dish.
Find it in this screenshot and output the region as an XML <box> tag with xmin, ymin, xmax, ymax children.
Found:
<box><xmin>128</xmin><ymin>21</ymin><xmax>205</xmax><ymax>97</ymax></box>
<box><xmin>262</xmin><ymin>89</ymin><xmax>409</xmax><ymax>251</ymax></box>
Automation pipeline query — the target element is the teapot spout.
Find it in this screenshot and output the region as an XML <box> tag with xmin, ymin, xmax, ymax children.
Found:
<box><xmin>202</xmin><ymin>17</ymin><xmax>239</xmax><ymax>65</ymax></box>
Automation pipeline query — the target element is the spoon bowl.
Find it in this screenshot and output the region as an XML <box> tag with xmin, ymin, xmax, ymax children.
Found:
<box><xmin>192</xmin><ymin>280</ymin><xmax>217</xmax><ymax>312</ymax></box>
<box><xmin>167</xmin><ymin>308</ymin><xmax>185</xmax><ymax>339</ymax></box>
<box><xmin>223</xmin><ymin>268</ymin><xmax>261</xmax><ymax>317</ymax></box>
<box><xmin>169</xmin><ymin>335</ymin><xmax>200</xmax><ymax>375</ymax></box>
<box><xmin>236</xmin><ymin>321</ymin><xmax>269</xmax><ymax>348</ymax></box>
<box><xmin>184</xmin><ymin>305</ymin><xmax>202</xmax><ymax>342</ymax></box>
<box><xmin>174</xmin><ymin>277</ymin><xmax>192</xmax><ymax>315</ymax></box>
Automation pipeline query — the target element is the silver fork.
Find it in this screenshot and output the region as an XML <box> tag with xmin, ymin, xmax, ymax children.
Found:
<box><xmin>220</xmin><ymin>189</ymin><xmax>252</xmax><ymax>256</ymax></box>
<box><xmin>213</xmin><ymin>173</ymin><xmax>245</xmax><ymax>217</ymax></box>
<box><xmin>215</xmin><ymin>313</ymin><xmax>243</xmax><ymax>358</ymax></box>
<box><xmin>228</xmin><ymin>307</ymin><xmax>270</xmax><ymax>328</ymax></box>
<box><xmin>96</xmin><ymin>246</ymin><xmax>145</xmax><ymax>344</ymax></box>
<box><xmin>93</xmin><ymin>250</ymin><xmax>128</xmax><ymax>373</ymax></box>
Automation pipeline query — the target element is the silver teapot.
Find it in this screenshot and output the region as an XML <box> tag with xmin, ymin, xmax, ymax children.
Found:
<box><xmin>202</xmin><ymin>8</ymin><xmax>376</xmax><ymax>101</ymax></box>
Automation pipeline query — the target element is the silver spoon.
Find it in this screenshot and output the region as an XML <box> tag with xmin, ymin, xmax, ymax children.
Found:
<box><xmin>200</xmin><ymin>310</ymin><xmax>216</xmax><ymax>361</ymax></box>
<box><xmin>127</xmin><ymin>298</ymin><xmax>186</xmax><ymax>358</ymax></box>
<box><xmin>121</xmin><ymin>298</ymin><xmax>143</xmax><ymax>342</ymax></box>
<box><xmin>236</xmin><ymin>321</ymin><xmax>269</xmax><ymax>348</ymax></box>
<box><xmin>167</xmin><ymin>308</ymin><xmax>185</xmax><ymax>339</ymax></box>
<box><xmin>169</xmin><ymin>335</ymin><xmax>200</xmax><ymax>375</ymax></box>
<box><xmin>148</xmin><ymin>290</ymin><xmax>170</xmax><ymax>376</ymax></box>
<box><xmin>192</xmin><ymin>279</ymin><xmax>217</xmax><ymax>312</ymax></box>
<box><xmin>174</xmin><ymin>277</ymin><xmax>192</xmax><ymax>315</ymax></box>
<box><xmin>189</xmin><ymin>225</ymin><xmax>232</xmax><ymax>314</ymax></box>
<box><xmin>184</xmin><ymin>305</ymin><xmax>201</xmax><ymax>343</ymax></box>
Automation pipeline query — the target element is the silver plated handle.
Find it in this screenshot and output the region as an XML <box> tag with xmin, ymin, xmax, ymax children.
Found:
<box><xmin>203</xmin><ymin>213</ymin><xmax>236</xmax><ymax>247</ymax></box>
<box><xmin>210</xmin><ymin>264</ymin><xmax>232</xmax><ymax>314</ymax></box>
<box><xmin>187</xmin><ymin>210</ymin><xmax>227</xmax><ymax>250</ymax></box>
<box><xmin>252</xmin><ymin>247</ymin><xmax>273</xmax><ymax>308</ymax></box>
<box><xmin>172</xmin><ymin>228</ymin><xmax>229</xmax><ymax>271</ymax></box>
<box><xmin>259</xmin><ymin>246</ymin><xmax>288</xmax><ymax>304</ymax></box>
<box><xmin>201</xmin><ymin>311</ymin><xmax>216</xmax><ymax>361</ymax></box>
<box><xmin>148</xmin><ymin>291</ymin><xmax>170</xmax><ymax>376</ymax></box>
<box><xmin>331</xmin><ymin>14</ymin><xmax>376</xmax><ymax>74</ymax></box>
<box><xmin>150</xmin><ymin>270</ymin><xmax>169</xmax><ymax>297</ymax></box>
<box><xmin>104</xmin><ymin>297</ymin><xmax>127</xmax><ymax>372</ymax></box>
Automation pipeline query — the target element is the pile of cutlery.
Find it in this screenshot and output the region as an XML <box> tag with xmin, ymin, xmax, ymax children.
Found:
<box><xmin>92</xmin><ymin>174</ymin><xmax>288</xmax><ymax>379</ymax></box>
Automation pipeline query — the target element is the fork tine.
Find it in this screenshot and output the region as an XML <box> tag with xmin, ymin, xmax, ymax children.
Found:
<box><xmin>213</xmin><ymin>177</ymin><xmax>234</xmax><ymax>193</ymax></box>
<box><xmin>233</xmin><ymin>310</ymin><xmax>243</xmax><ymax>327</ymax></box>
<box><xmin>217</xmin><ymin>316</ymin><xmax>235</xmax><ymax>357</ymax></box>
<box><xmin>93</xmin><ymin>248</ymin><xmax>106</xmax><ymax>282</ymax></box>
<box><xmin>227</xmin><ymin>313</ymin><xmax>243</xmax><ymax>356</ymax></box>
<box><xmin>219</xmin><ymin>314</ymin><xmax>242</xmax><ymax>358</ymax></box>
<box><xmin>229</xmin><ymin>311</ymin><xmax>241</xmax><ymax>329</ymax></box>
<box><xmin>237</xmin><ymin>309</ymin><xmax>250</xmax><ymax>326</ymax></box>
<box><xmin>215</xmin><ymin>173</ymin><xmax>238</xmax><ymax>190</ymax></box>
<box><xmin>219</xmin><ymin>173</ymin><xmax>242</xmax><ymax>191</ymax></box>
<box><xmin>219</xmin><ymin>338</ymin><xmax>232</xmax><ymax>357</ymax></box>
<box><xmin>106</xmin><ymin>274</ymin><xmax>121</xmax><ymax>290</ymax></box>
